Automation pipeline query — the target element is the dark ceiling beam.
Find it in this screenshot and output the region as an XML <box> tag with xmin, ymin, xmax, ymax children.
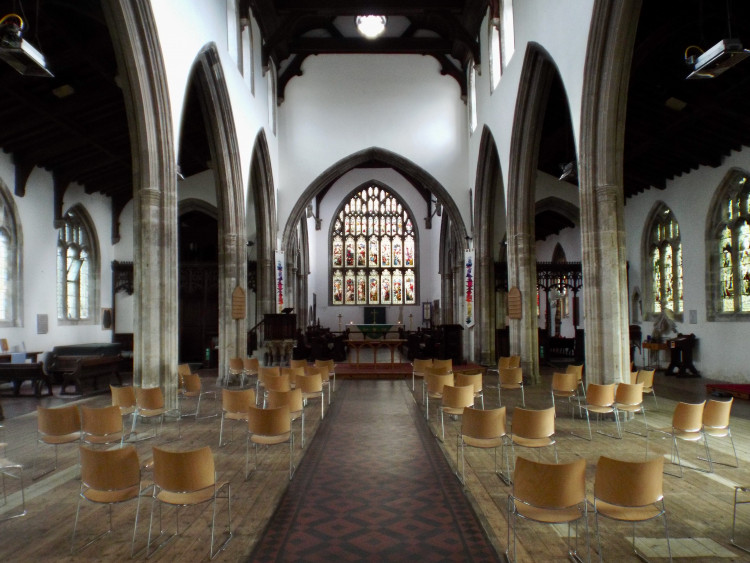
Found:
<box><xmin>288</xmin><ymin>36</ymin><xmax>454</xmax><ymax>55</ymax></box>
<box><xmin>433</xmin><ymin>54</ymin><xmax>466</xmax><ymax>99</ymax></box>
<box><xmin>278</xmin><ymin>54</ymin><xmax>308</xmax><ymax>103</ymax></box>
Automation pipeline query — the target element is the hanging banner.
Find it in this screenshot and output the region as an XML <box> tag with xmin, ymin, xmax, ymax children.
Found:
<box><xmin>464</xmin><ymin>250</ymin><xmax>475</xmax><ymax>327</ymax></box>
<box><xmin>275</xmin><ymin>251</ymin><xmax>285</xmax><ymax>313</ymax></box>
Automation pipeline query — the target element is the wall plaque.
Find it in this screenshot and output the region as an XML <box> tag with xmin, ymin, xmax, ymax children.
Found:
<box><xmin>232</xmin><ymin>286</ymin><xmax>246</xmax><ymax>320</ymax></box>
<box><xmin>508</xmin><ymin>287</ymin><xmax>522</xmax><ymax>319</ymax></box>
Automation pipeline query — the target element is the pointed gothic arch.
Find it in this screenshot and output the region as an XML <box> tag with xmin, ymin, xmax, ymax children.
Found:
<box><xmin>183</xmin><ymin>44</ymin><xmax>247</xmax><ymax>383</ymax></box>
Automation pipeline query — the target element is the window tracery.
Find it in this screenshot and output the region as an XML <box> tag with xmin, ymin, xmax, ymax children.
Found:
<box><xmin>646</xmin><ymin>204</ymin><xmax>683</xmax><ymax>318</ymax></box>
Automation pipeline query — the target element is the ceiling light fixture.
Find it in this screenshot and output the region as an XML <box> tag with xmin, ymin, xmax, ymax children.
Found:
<box><xmin>355</xmin><ymin>15</ymin><xmax>386</xmax><ymax>39</ymax></box>
<box><xmin>559</xmin><ymin>161</ymin><xmax>577</xmax><ymax>182</ymax></box>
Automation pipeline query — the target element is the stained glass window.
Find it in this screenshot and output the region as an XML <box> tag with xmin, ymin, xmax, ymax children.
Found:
<box><xmin>646</xmin><ymin>205</ymin><xmax>683</xmax><ymax>317</ymax></box>
<box><xmin>331</xmin><ymin>185</ymin><xmax>417</xmax><ymax>305</ymax></box>
<box><xmin>712</xmin><ymin>172</ymin><xmax>750</xmax><ymax>315</ymax></box>
<box><xmin>0</xmin><ymin>184</ymin><xmax>19</xmax><ymax>326</ymax></box>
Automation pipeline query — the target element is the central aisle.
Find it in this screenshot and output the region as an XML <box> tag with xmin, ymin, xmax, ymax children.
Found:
<box><xmin>249</xmin><ymin>379</ymin><xmax>500</xmax><ymax>561</ymax></box>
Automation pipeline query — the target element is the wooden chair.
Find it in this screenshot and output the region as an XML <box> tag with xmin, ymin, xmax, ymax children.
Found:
<box><xmin>80</xmin><ymin>405</ymin><xmax>125</xmax><ymax>447</ymax></box>
<box><xmin>110</xmin><ymin>384</ymin><xmax>137</xmax><ymax>427</ymax></box>
<box><xmin>261</xmin><ymin>372</ymin><xmax>291</xmax><ymax>407</ymax></box>
<box><xmin>455</xmin><ymin>369</ymin><xmax>485</xmax><ymax>409</ymax></box>
<box><xmin>592</xmin><ymin>456</ymin><xmax>671</xmax><ymax>562</ymax></box>
<box><xmin>266</xmin><ymin>388</ymin><xmax>306</xmax><ymax>448</ymax></box>
<box><xmin>178</xmin><ymin>372</ymin><xmax>218</xmax><ymax>419</ymax></box>
<box><xmin>411</xmin><ymin>358</ymin><xmax>433</xmax><ymax>393</ymax></box>
<box><xmin>432</xmin><ymin>358</ymin><xmax>453</xmax><ymax>371</ymax></box>
<box><xmin>702</xmin><ymin>398</ymin><xmax>739</xmax><ymax>468</ymax></box>
<box><xmin>458</xmin><ymin>406</ymin><xmax>510</xmax><ymax>485</ymax></box>
<box><xmin>228</xmin><ymin>357</ymin><xmax>244</xmax><ymax>386</ymax></box>
<box><xmin>550</xmin><ymin>372</ymin><xmax>581</xmax><ymax>419</ymax></box>
<box><xmin>635</xmin><ymin>368</ymin><xmax>658</xmax><ymax>407</ymax></box>
<box><xmin>509</xmin><ymin>406</ymin><xmax>558</xmax><ymax>464</ymax></box>
<box><xmin>246</xmin><ymin>405</ymin><xmax>294</xmax><ymax>480</ymax></box>
<box><xmin>438</xmin><ymin>384</ymin><xmax>475</xmax><ymax>441</ymax></box>
<box><xmin>305</xmin><ymin>365</ymin><xmax>331</xmax><ymax>405</ymax></box>
<box><xmin>498</xmin><ymin>367</ymin><xmax>525</xmax><ymax>407</ymax></box>
<box><xmin>242</xmin><ymin>357</ymin><xmax>259</xmax><ymax>387</ymax></box>
<box><xmin>32</xmin><ymin>404</ymin><xmax>81</xmax><ymax>479</ymax></box>
<box><xmin>148</xmin><ymin>446</ymin><xmax>232</xmax><ymax>559</ymax></box>
<box><xmin>424</xmin><ymin>367</ymin><xmax>454</xmax><ymax>421</ymax></box>
<box><xmin>314</xmin><ymin>358</ymin><xmax>336</xmax><ymax>393</ymax></box>
<box><xmin>256</xmin><ymin>366</ymin><xmax>281</xmax><ymax>405</ymax></box>
<box><xmin>71</xmin><ymin>445</ymin><xmax>145</xmax><ymax>556</ymax></box>
<box><xmin>296</xmin><ymin>372</ymin><xmax>325</xmax><ymax>420</ymax></box>
<box><xmin>647</xmin><ymin>400</ymin><xmax>709</xmax><ymax>477</ymax></box>
<box><xmin>576</xmin><ymin>383</ymin><xmax>620</xmax><ymax>440</ymax></box>
<box><xmin>565</xmin><ymin>364</ymin><xmax>585</xmax><ymax>398</ymax></box>
<box><xmin>281</xmin><ymin>366</ymin><xmax>304</xmax><ymax>390</ymax></box>
<box><xmin>218</xmin><ymin>388</ymin><xmax>256</xmax><ymax>447</ymax></box>
<box><xmin>507</xmin><ymin>456</ymin><xmax>588</xmax><ymax>562</ymax></box>
<box><xmin>614</xmin><ymin>382</ymin><xmax>647</xmax><ymax>436</ymax></box>
<box><xmin>133</xmin><ymin>386</ymin><xmax>181</xmax><ymax>440</ymax></box>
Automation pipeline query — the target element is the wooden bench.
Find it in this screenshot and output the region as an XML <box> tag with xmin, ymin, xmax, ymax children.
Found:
<box><xmin>51</xmin><ymin>355</ymin><xmax>122</xmax><ymax>395</ymax></box>
<box><xmin>0</xmin><ymin>362</ymin><xmax>54</xmax><ymax>398</ymax></box>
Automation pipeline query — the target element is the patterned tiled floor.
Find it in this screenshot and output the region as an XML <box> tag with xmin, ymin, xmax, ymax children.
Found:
<box><xmin>249</xmin><ymin>380</ymin><xmax>500</xmax><ymax>561</ymax></box>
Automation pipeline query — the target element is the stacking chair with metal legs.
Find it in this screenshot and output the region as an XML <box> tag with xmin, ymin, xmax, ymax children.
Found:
<box><xmin>509</xmin><ymin>406</ymin><xmax>558</xmax><ymax>464</ymax></box>
<box><xmin>411</xmin><ymin>358</ymin><xmax>433</xmax><ymax>393</ymax></box>
<box><xmin>178</xmin><ymin>373</ymin><xmax>218</xmax><ymax>419</ymax></box>
<box><xmin>71</xmin><ymin>445</ymin><xmax>146</xmax><ymax>556</ymax></box>
<box><xmin>635</xmin><ymin>368</ymin><xmax>658</xmax><ymax>407</ymax></box>
<box><xmin>566</xmin><ymin>364</ymin><xmax>585</xmax><ymax>398</ymax></box>
<box><xmin>647</xmin><ymin>400</ymin><xmax>710</xmax><ymax>477</ymax></box>
<box><xmin>147</xmin><ymin>445</ymin><xmax>232</xmax><ymax>560</ymax></box>
<box><xmin>32</xmin><ymin>404</ymin><xmax>81</xmax><ymax>480</ymax></box>
<box><xmin>498</xmin><ymin>367</ymin><xmax>525</xmax><ymax>408</ymax></box>
<box><xmin>111</xmin><ymin>384</ymin><xmax>137</xmax><ymax>432</ymax></box>
<box><xmin>506</xmin><ymin>456</ymin><xmax>589</xmax><ymax>562</ymax></box>
<box><xmin>242</xmin><ymin>357</ymin><xmax>259</xmax><ymax>388</ymax></box>
<box><xmin>438</xmin><ymin>384</ymin><xmax>475</xmax><ymax>441</ymax></box>
<box><xmin>80</xmin><ymin>405</ymin><xmax>126</xmax><ymax>447</ymax></box>
<box><xmin>296</xmin><ymin>372</ymin><xmax>325</xmax><ymax>420</ymax></box>
<box><xmin>424</xmin><ymin>366</ymin><xmax>454</xmax><ymax>421</ymax></box>
<box><xmin>246</xmin><ymin>404</ymin><xmax>295</xmax><ymax>480</ymax></box>
<box><xmin>701</xmin><ymin>398</ymin><xmax>739</xmax><ymax>468</ymax></box>
<box><xmin>613</xmin><ymin>382</ymin><xmax>647</xmax><ymax>436</ymax></box>
<box><xmin>592</xmin><ymin>456</ymin><xmax>671</xmax><ymax>562</ymax></box>
<box><xmin>576</xmin><ymin>383</ymin><xmax>620</xmax><ymax>441</ymax></box>
<box><xmin>256</xmin><ymin>366</ymin><xmax>281</xmax><ymax>405</ymax></box>
<box><xmin>132</xmin><ymin>386</ymin><xmax>181</xmax><ymax>441</ymax></box>
<box><xmin>228</xmin><ymin>357</ymin><xmax>245</xmax><ymax>386</ymax></box>
<box><xmin>550</xmin><ymin>372</ymin><xmax>581</xmax><ymax>419</ymax></box>
<box><xmin>455</xmin><ymin>370</ymin><xmax>485</xmax><ymax>409</ymax></box>
<box><xmin>731</xmin><ymin>485</ymin><xmax>750</xmax><ymax>554</ymax></box>
<box><xmin>266</xmin><ymin>388</ymin><xmax>306</xmax><ymax>448</ymax></box>
<box><xmin>314</xmin><ymin>359</ymin><xmax>337</xmax><ymax>394</ymax></box>
<box><xmin>0</xmin><ymin>436</ymin><xmax>26</xmax><ymax>521</ymax></box>
<box><xmin>218</xmin><ymin>388</ymin><xmax>256</xmax><ymax>447</ymax></box>
<box><xmin>457</xmin><ymin>406</ymin><xmax>511</xmax><ymax>485</ymax></box>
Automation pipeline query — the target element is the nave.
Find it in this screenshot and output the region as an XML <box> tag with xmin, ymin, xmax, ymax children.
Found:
<box><xmin>1</xmin><ymin>369</ymin><xmax>750</xmax><ymax>561</ymax></box>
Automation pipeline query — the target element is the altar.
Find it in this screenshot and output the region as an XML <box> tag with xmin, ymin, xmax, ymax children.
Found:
<box><xmin>346</xmin><ymin>337</ymin><xmax>406</xmax><ymax>365</ymax></box>
<box><xmin>355</xmin><ymin>324</ymin><xmax>394</xmax><ymax>339</ymax></box>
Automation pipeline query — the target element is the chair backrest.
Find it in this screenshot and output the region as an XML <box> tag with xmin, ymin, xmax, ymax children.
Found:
<box><xmin>511</xmin><ymin>406</ymin><xmax>555</xmax><ymax>440</ymax></box>
<box><xmin>181</xmin><ymin>373</ymin><xmax>203</xmax><ymax>393</ymax></box>
<box><xmin>228</xmin><ymin>357</ymin><xmax>244</xmax><ymax>374</ymax></box>
<box><xmin>462</xmin><ymin>406</ymin><xmax>507</xmax><ymax>439</ymax></box>
<box><xmin>441</xmin><ymin>384</ymin><xmax>475</xmax><ymax>409</ymax></box>
<box><xmin>80</xmin><ymin>444</ymin><xmax>140</xmax><ymax>491</ymax></box>
<box><xmin>585</xmin><ymin>383</ymin><xmax>616</xmax><ymax>407</ymax></box>
<box><xmin>499</xmin><ymin>367</ymin><xmax>523</xmax><ymax>385</ymax></box>
<box><xmin>110</xmin><ymin>385</ymin><xmax>136</xmax><ymax>408</ymax></box>
<box><xmin>314</xmin><ymin>359</ymin><xmax>334</xmax><ymax>373</ymax></box>
<box><xmin>565</xmin><ymin>364</ymin><xmax>583</xmax><ymax>379</ymax></box>
<box><xmin>135</xmin><ymin>386</ymin><xmax>165</xmax><ymax>410</ymax></box>
<box><xmin>259</xmin><ymin>366</ymin><xmax>281</xmax><ymax>383</ymax></box>
<box><xmin>551</xmin><ymin>372</ymin><xmax>578</xmax><ymax>393</ymax></box>
<box><xmin>177</xmin><ymin>363</ymin><xmax>192</xmax><ymax>377</ymax></box>
<box><xmin>264</xmin><ymin>373</ymin><xmax>291</xmax><ymax>392</ymax></box>
<box><xmin>297</xmin><ymin>372</ymin><xmax>323</xmax><ymax>393</ymax></box>
<box><xmin>629</xmin><ymin>371</ymin><xmax>639</xmax><ymax>384</ymax></box>
<box><xmin>507</xmin><ymin>355</ymin><xmax>521</xmax><ymax>368</ymax></box>
<box><xmin>222</xmin><ymin>388</ymin><xmax>255</xmax><ymax>413</ymax></box>
<box><xmin>513</xmin><ymin>456</ymin><xmax>586</xmax><ymax>509</ymax></box>
<box><xmin>614</xmin><ymin>382</ymin><xmax>643</xmax><ymax>406</ymax></box>
<box><xmin>413</xmin><ymin>358</ymin><xmax>433</xmax><ymax>373</ymax></box>
<box><xmin>455</xmin><ymin>371</ymin><xmax>483</xmax><ymax>394</ymax></box>
<box><xmin>247</xmin><ymin>404</ymin><xmax>290</xmax><ymax>435</ymax></box>
<box><xmin>432</xmin><ymin>358</ymin><xmax>453</xmax><ymax>371</ymax></box>
<box><xmin>81</xmin><ymin>405</ymin><xmax>123</xmax><ymax>436</ymax></box>
<box><xmin>594</xmin><ymin>455</ymin><xmax>664</xmax><ymax>507</ymax></box>
<box><xmin>243</xmin><ymin>357</ymin><xmax>259</xmax><ymax>373</ymax></box>
<box><xmin>425</xmin><ymin>365</ymin><xmax>452</xmax><ymax>377</ymax></box>
<box><xmin>153</xmin><ymin>445</ymin><xmax>215</xmax><ymax>493</ymax></box>
<box><xmin>636</xmin><ymin>369</ymin><xmax>655</xmax><ymax>388</ymax></box>
<box><xmin>425</xmin><ymin>372</ymin><xmax>454</xmax><ymax>394</ymax></box>
<box><xmin>672</xmin><ymin>401</ymin><xmax>706</xmax><ymax>432</ymax></box>
<box><xmin>704</xmin><ymin>398</ymin><xmax>733</xmax><ymax>429</ymax></box>
<box><xmin>266</xmin><ymin>388</ymin><xmax>304</xmax><ymax>413</ymax></box>
<box><xmin>37</xmin><ymin>404</ymin><xmax>81</xmax><ymax>436</ymax></box>
<box><xmin>290</xmin><ymin>359</ymin><xmax>308</xmax><ymax>369</ymax></box>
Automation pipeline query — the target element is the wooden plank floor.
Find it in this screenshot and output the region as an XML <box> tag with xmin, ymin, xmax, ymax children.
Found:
<box><xmin>1</xmin><ymin>369</ymin><xmax>750</xmax><ymax>561</ymax></box>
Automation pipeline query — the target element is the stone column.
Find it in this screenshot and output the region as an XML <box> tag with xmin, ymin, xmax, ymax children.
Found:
<box><xmin>508</xmin><ymin>232</ymin><xmax>539</xmax><ymax>383</ymax></box>
<box><xmin>217</xmin><ymin>233</ymin><xmax>247</xmax><ymax>386</ymax></box>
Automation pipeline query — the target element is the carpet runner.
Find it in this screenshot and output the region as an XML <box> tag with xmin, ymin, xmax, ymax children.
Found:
<box><xmin>248</xmin><ymin>379</ymin><xmax>500</xmax><ymax>561</ymax></box>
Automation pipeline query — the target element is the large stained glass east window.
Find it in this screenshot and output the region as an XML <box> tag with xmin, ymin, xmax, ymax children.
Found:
<box><xmin>331</xmin><ymin>185</ymin><xmax>417</xmax><ymax>305</ymax></box>
<box><xmin>647</xmin><ymin>205</ymin><xmax>683</xmax><ymax>317</ymax></box>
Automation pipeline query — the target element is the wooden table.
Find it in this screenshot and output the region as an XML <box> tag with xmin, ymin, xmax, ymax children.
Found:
<box><xmin>346</xmin><ymin>339</ymin><xmax>406</xmax><ymax>365</ymax></box>
<box><xmin>0</xmin><ymin>351</ymin><xmax>42</xmax><ymax>363</ymax></box>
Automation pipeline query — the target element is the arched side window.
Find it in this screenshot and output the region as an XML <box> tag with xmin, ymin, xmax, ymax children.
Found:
<box><xmin>330</xmin><ymin>183</ymin><xmax>418</xmax><ymax>306</ymax></box>
<box><xmin>57</xmin><ymin>206</ymin><xmax>98</xmax><ymax>323</ymax></box>
<box><xmin>644</xmin><ymin>203</ymin><xmax>683</xmax><ymax>319</ymax></box>
<box><xmin>0</xmin><ymin>182</ymin><xmax>21</xmax><ymax>326</ymax></box>
<box><xmin>708</xmin><ymin>169</ymin><xmax>750</xmax><ymax>319</ymax></box>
